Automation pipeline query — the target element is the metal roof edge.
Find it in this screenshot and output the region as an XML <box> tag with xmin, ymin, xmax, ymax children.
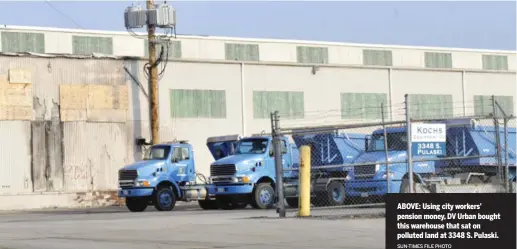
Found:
<box><xmin>1</xmin><ymin>25</ymin><xmax>515</xmax><ymax>55</ymax></box>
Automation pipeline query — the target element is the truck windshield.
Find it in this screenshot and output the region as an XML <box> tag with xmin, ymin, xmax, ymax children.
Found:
<box><xmin>235</xmin><ymin>138</ymin><xmax>269</xmax><ymax>154</ymax></box>
<box><xmin>368</xmin><ymin>132</ymin><xmax>407</xmax><ymax>152</ymax></box>
<box><xmin>143</xmin><ymin>145</ymin><xmax>171</xmax><ymax>160</ymax></box>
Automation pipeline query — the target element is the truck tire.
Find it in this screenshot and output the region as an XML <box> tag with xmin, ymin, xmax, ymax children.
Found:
<box><xmin>153</xmin><ymin>187</ymin><xmax>176</xmax><ymax>211</ymax></box>
<box><xmin>198</xmin><ymin>200</ymin><xmax>219</xmax><ymax>210</ymax></box>
<box><xmin>250</xmin><ymin>183</ymin><xmax>275</xmax><ymax>209</ymax></box>
<box><xmin>126</xmin><ymin>197</ymin><xmax>148</xmax><ymax>212</ymax></box>
<box><xmin>326</xmin><ymin>181</ymin><xmax>346</xmax><ymax>206</ymax></box>
<box><xmin>285</xmin><ymin>198</ymin><xmax>298</xmax><ymax>208</ymax></box>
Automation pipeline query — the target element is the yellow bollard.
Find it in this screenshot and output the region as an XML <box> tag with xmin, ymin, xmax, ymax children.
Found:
<box><xmin>298</xmin><ymin>145</ymin><xmax>311</xmax><ymax>217</ymax></box>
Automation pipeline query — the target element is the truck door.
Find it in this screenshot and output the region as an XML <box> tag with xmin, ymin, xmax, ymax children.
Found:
<box><xmin>268</xmin><ymin>138</ymin><xmax>291</xmax><ymax>177</ymax></box>
<box><xmin>170</xmin><ymin>145</ymin><xmax>198</xmax><ymax>182</ymax></box>
<box><xmin>206</xmin><ymin>134</ymin><xmax>240</xmax><ymax>160</ymax></box>
<box><xmin>281</xmin><ymin>139</ymin><xmax>292</xmax><ymax>172</ymax></box>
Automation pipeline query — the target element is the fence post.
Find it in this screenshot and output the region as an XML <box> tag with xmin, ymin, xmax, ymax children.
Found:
<box><xmin>272</xmin><ymin>111</ymin><xmax>286</xmax><ymax>218</ymax></box>
<box><xmin>381</xmin><ymin>103</ymin><xmax>390</xmax><ymax>193</ymax></box>
<box><xmin>492</xmin><ymin>96</ymin><xmax>504</xmax><ymax>188</ymax></box>
<box><xmin>404</xmin><ymin>94</ymin><xmax>414</xmax><ymax>193</ymax></box>
<box><xmin>504</xmin><ymin>117</ymin><xmax>510</xmax><ymax>193</ymax></box>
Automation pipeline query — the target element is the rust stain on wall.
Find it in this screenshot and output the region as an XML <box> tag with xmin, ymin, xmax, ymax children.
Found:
<box><xmin>31</xmin><ymin>99</ymin><xmax>64</xmax><ymax>192</ymax></box>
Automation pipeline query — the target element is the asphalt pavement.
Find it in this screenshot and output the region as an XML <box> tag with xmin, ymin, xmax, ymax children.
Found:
<box><xmin>0</xmin><ymin>204</ymin><xmax>386</xmax><ymax>249</ymax></box>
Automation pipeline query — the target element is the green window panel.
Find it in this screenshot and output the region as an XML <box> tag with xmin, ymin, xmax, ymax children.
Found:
<box><xmin>474</xmin><ymin>95</ymin><xmax>514</xmax><ymax>117</ymax></box>
<box><xmin>424</xmin><ymin>52</ymin><xmax>453</xmax><ymax>69</ymax></box>
<box><xmin>170</xmin><ymin>89</ymin><xmax>227</xmax><ymax>118</ymax></box>
<box><xmin>296</xmin><ymin>46</ymin><xmax>328</xmax><ymax>64</ymax></box>
<box><xmin>408</xmin><ymin>94</ymin><xmax>453</xmax><ymax>119</ymax></box>
<box><xmin>341</xmin><ymin>93</ymin><xmax>388</xmax><ymax>120</ymax></box>
<box><xmin>363</xmin><ymin>49</ymin><xmax>393</xmax><ymax>66</ymax></box>
<box><xmin>482</xmin><ymin>55</ymin><xmax>508</xmax><ymax>70</ymax></box>
<box><xmin>1</xmin><ymin>31</ymin><xmax>45</xmax><ymax>53</ymax></box>
<box><xmin>253</xmin><ymin>91</ymin><xmax>304</xmax><ymax>119</ymax></box>
<box><xmin>72</xmin><ymin>36</ymin><xmax>113</xmax><ymax>55</ymax></box>
<box><xmin>225</xmin><ymin>43</ymin><xmax>259</xmax><ymax>61</ymax></box>
<box><xmin>144</xmin><ymin>40</ymin><xmax>182</xmax><ymax>59</ymax></box>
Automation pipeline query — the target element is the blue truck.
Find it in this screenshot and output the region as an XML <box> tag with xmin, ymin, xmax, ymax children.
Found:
<box><xmin>345</xmin><ymin>126</ymin><xmax>437</xmax><ymax>199</ymax></box>
<box><xmin>117</xmin><ymin>134</ymin><xmax>300</xmax><ymax>212</ymax></box>
<box><xmin>283</xmin><ymin>132</ymin><xmax>368</xmax><ymax>207</ymax></box>
<box><xmin>206</xmin><ymin>134</ymin><xmax>299</xmax><ymax>209</ymax></box>
<box><xmin>117</xmin><ymin>139</ymin><xmax>217</xmax><ymax>212</ymax></box>
<box><xmin>346</xmin><ymin>118</ymin><xmax>516</xmax><ymax>197</ymax></box>
<box><xmin>405</xmin><ymin>118</ymin><xmax>516</xmax><ymax>193</ymax></box>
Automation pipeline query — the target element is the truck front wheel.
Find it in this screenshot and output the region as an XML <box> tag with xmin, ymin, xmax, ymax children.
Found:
<box><xmin>126</xmin><ymin>197</ymin><xmax>148</xmax><ymax>212</ymax></box>
<box><xmin>153</xmin><ymin>187</ymin><xmax>176</xmax><ymax>211</ymax></box>
<box><xmin>250</xmin><ymin>183</ymin><xmax>275</xmax><ymax>209</ymax></box>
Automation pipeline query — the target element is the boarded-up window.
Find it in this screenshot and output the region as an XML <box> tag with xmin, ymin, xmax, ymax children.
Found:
<box><xmin>253</xmin><ymin>91</ymin><xmax>304</xmax><ymax>119</ymax></box>
<box><xmin>144</xmin><ymin>40</ymin><xmax>182</xmax><ymax>59</ymax></box>
<box><xmin>425</xmin><ymin>52</ymin><xmax>453</xmax><ymax>69</ymax></box>
<box><xmin>474</xmin><ymin>95</ymin><xmax>514</xmax><ymax>117</ymax></box>
<box><xmin>409</xmin><ymin>94</ymin><xmax>453</xmax><ymax>119</ymax></box>
<box><xmin>72</xmin><ymin>36</ymin><xmax>113</xmax><ymax>55</ymax></box>
<box><xmin>1</xmin><ymin>31</ymin><xmax>45</xmax><ymax>53</ymax></box>
<box><xmin>296</xmin><ymin>46</ymin><xmax>328</xmax><ymax>64</ymax></box>
<box><xmin>170</xmin><ymin>89</ymin><xmax>226</xmax><ymax>118</ymax></box>
<box><xmin>363</xmin><ymin>49</ymin><xmax>393</xmax><ymax>66</ymax></box>
<box><xmin>225</xmin><ymin>43</ymin><xmax>259</xmax><ymax>61</ymax></box>
<box><xmin>482</xmin><ymin>55</ymin><xmax>508</xmax><ymax>70</ymax></box>
<box><xmin>341</xmin><ymin>93</ymin><xmax>388</xmax><ymax>120</ymax></box>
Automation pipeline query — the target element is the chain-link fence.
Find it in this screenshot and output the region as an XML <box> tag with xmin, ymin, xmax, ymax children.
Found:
<box><xmin>271</xmin><ymin>95</ymin><xmax>516</xmax><ymax>218</ymax></box>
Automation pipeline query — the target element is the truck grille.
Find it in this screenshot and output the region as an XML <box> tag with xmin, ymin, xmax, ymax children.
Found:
<box><xmin>119</xmin><ymin>169</ymin><xmax>138</xmax><ymax>189</ymax></box>
<box><xmin>210</xmin><ymin>164</ymin><xmax>236</xmax><ymax>176</ymax></box>
<box><xmin>354</xmin><ymin>165</ymin><xmax>376</xmax><ymax>180</ymax></box>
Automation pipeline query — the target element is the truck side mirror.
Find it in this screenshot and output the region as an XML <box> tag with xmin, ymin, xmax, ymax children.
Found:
<box><xmin>269</xmin><ymin>150</ymin><xmax>274</xmax><ymax>157</ymax></box>
<box><xmin>364</xmin><ymin>138</ymin><xmax>369</xmax><ymax>151</ymax></box>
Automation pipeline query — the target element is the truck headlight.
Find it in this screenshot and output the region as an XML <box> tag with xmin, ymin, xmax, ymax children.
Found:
<box><xmin>235</xmin><ymin>176</ymin><xmax>250</xmax><ymax>183</ymax></box>
<box><xmin>375</xmin><ymin>164</ymin><xmax>381</xmax><ymax>172</ymax></box>
<box><xmin>134</xmin><ymin>180</ymin><xmax>150</xmax><ymax>187</ymax></box>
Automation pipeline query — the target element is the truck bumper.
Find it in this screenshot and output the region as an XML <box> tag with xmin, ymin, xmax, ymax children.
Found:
<box><xmin>118</xmin><ymin>188</ymin><xmax>154</xmax><ymax>198</ymax></box>
<box><xmin>208</xmin><ymin>183</ymin><xmax>254</xmax><ymax>196</ymax></box>
<box><xmin>346</xmin><ymin>180</ymin><xmax>402</xmax><ymax>198</ymax></box>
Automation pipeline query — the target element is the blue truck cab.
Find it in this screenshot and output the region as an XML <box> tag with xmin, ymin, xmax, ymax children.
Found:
<box><xmin>284</xmin><ymin>132</ymin><xmax>368</xmax><ymax>207</ymax></box>
<box><xmin>117</xmin><ymin>140</ymin><xmax>215</xmax><ymax>212</ymax></box>
<box><xmin>206</xmin><ymin>134</ymin><xmax>299</xmax><ymax>209</ymax></box>
<box><xmin>346</xmin><ymin>126</ymin><xmax>438</xmax><ymax>199</ymax></box>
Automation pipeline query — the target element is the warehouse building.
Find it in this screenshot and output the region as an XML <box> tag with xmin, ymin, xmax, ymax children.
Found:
<box><xmin>0</xmin><ymin>25</ymin><xmax>515</xmax><ymax>210</ymax></box>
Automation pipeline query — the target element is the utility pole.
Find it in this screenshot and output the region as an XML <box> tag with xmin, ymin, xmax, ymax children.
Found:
<box><xmin>125</xmin><ymin>1</ymin><xmax>175</xmax><ymax>145</ymax></box>
<box><xmin>146</xmin><ymin>0</ymin><xmax>160</xmax><ymax>144</ymax></box>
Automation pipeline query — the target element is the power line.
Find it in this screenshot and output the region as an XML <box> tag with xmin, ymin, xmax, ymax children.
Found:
<box><xmin>44</xmin><ymin>0</ymin><xmax>85</xmax><ymax>29</ymax></box>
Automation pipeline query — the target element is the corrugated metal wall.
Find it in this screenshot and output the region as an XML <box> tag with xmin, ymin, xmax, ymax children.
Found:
<box><xmin>0</xmin><ymin>55</ymin><xmax>132</xmax><ymax>197</ymax></box>
<box><xmin>0</xmin><ymin>121</ymin><xmax>31</xmax><ymax>194</ymax></box>
<box><xmin>0</xmin><ymin>53</ymin><xmax>515</xmax><ymax>201</ymax></box>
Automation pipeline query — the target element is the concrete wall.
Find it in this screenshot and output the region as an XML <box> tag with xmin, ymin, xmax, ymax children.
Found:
<box><xmin>0</xmin><ymin>51</ymin><xmax>515</xmax><ymax>210</ymax></box>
